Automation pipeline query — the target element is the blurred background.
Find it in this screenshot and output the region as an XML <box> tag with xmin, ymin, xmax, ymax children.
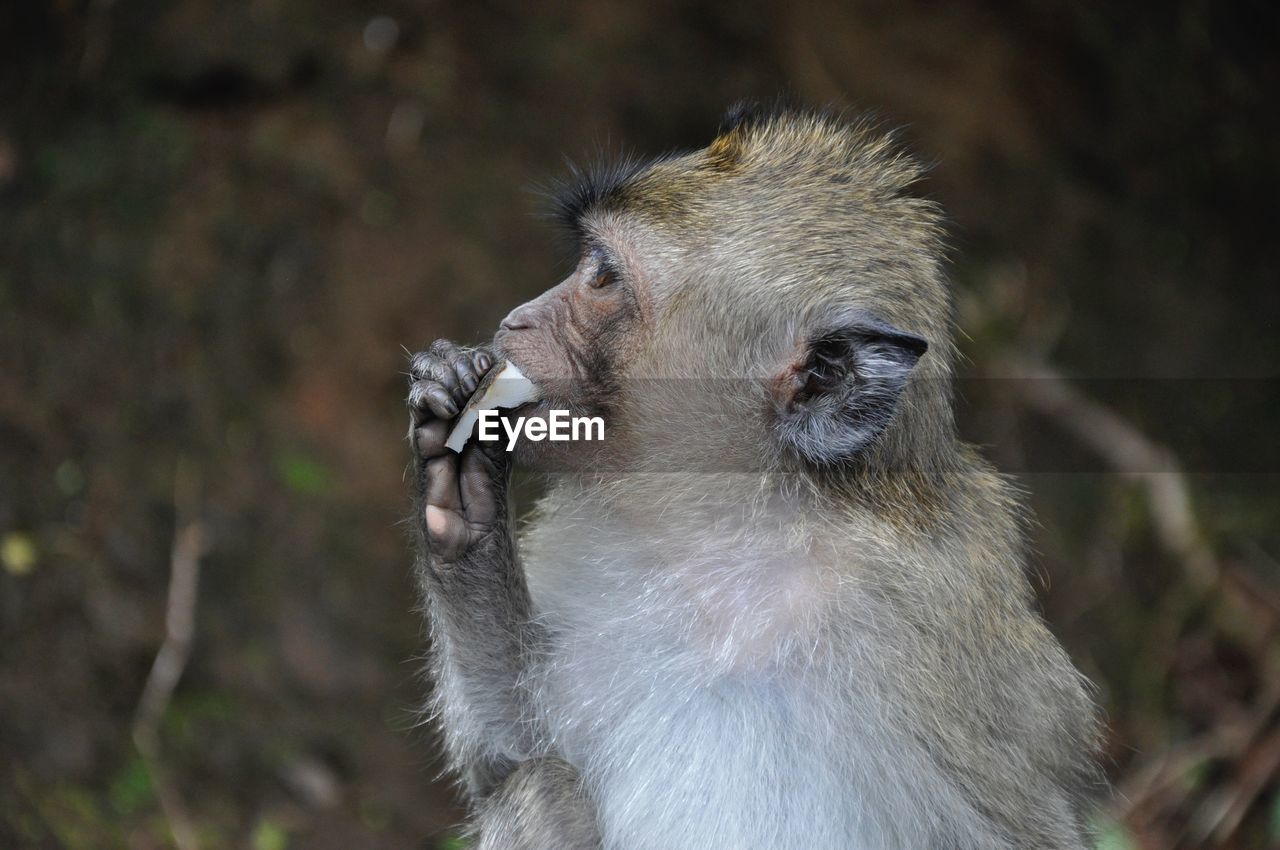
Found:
<box><xmin>1</xmin><ymin>1</ymin><xmax>1277</xmax><ymax>848</ymax></box>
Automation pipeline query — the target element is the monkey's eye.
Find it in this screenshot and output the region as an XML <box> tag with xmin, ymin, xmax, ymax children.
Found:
<box><xmin>589</xmin><ymin>257</ymin><xmax>618</xmax><ymax>289</ymax></box>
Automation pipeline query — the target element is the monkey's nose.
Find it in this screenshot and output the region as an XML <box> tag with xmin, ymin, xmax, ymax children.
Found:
<box><xmin>499</xmin><ymin>307</ymin><xmax>535</xmax><ymax>331</ymax></box>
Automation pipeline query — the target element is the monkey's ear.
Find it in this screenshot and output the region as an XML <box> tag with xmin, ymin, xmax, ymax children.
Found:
<box><xmin>773</xmin><ymin>314</ymin><xmax>928</xmax><ymax>464</ymax></box>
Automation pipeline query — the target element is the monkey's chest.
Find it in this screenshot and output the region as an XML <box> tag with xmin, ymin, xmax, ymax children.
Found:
<box><xmin>524</xmin><ymin>536</ymin><xmax>943</xmax><ymax>846</ymax></box>
<box><xmin>542</xmin><ymin>647</ymin><xmax>922</xmax><ymax>850</ymax></box>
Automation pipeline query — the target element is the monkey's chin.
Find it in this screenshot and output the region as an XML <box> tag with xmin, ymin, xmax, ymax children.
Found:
<box><xmin>504</xmin><ymin>399</ymin><xmax>609</xmax><ymax>472</ymax></box>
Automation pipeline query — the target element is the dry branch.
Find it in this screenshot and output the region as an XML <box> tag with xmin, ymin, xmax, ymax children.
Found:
<box><xmin>995</xmin><ymin>357</ymin><xmax>1280</xmax><ymax>845</ymax></box>
<box><xmin>998</xmin><ymin>357</ymin><xmax>1219</xmax><ymax>591</ymax></box>
<box><xmin>132</xmin><ymin>462</ymin><xmax>208</xmax><ymax>850</ymax></box>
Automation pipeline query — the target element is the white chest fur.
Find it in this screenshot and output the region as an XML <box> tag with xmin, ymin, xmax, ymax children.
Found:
<box><xmin>519</xmin><ymin>492</ymin><xmax>987</xmax><ymax>849</ymax></box>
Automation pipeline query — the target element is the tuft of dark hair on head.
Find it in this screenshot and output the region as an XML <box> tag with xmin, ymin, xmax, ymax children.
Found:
<box><xmin>717</xmin><ymin>94</ymin><xmax>807</xmax><ymax>137</ymax></box>
<box><xmin>535</xmin><ymin>154</ymin><xmax>650</xmax><ymax>245</ymax></box>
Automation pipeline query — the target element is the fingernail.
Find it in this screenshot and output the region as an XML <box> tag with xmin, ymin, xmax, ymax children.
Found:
<box><xmin>476</xmin><ymin>353</ymin><xmax>492</xmax><ymax>371</ymax></box>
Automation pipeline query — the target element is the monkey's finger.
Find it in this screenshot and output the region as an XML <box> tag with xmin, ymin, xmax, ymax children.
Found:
<box><xmin>424</xmin><ymin>505</ymin><xmax>468</xmax><ymax>563</ymax></box>
<box><xmin>413</xmin><ymin>419</ymin><xmax>450</xmax><ymax>459</ymax></box>
<box><xmin>458</xmin><ymin>442</ymin><xmax>505</xmax><ymax>526</ymax></box>
<box><xmin>428</xmin><ymin>339</ymin><xmax>464</xmax><ymax>356</ymax></box>
<box><xmin>408</xmin><ymin>381</ymin><xmax>435</xmax><ymax>426</ymax></box>
<box><xmin>428</xmin><ymin>340</ymin><xmax>471</xmax><ymax>382</ymax></box>
<box><xmin>454</xmin><ymin>347</ymin><xmax>498</xmax><ymax>406</ymax></box>
<box><xmin>423</xmin><ymin>453</ymin><xmax>469</xmax><ymax>562</ymax></box>
<box><xmin>410</xmin><ymin>348</ymin><xmax>446</xmax><ymax>380</ymax></box>
<box><xmin>471</xmin><ymin>348</ymin><xmax>494</xmax><ymax>376</ymax></box>
<box><xmin>408</xmin><ymin>380</ymin><xmax>439</xmax><ymax>425</ymax></box>
<box><xmin>409</xmin><ymin>379</ymin><xmax>459</xmax><ymax>423</ymax></box>
<box><xmin>424</xmin><ymin>454</ymin><xmax>463</xmax><ymax>512</ymax></box>
<box><xmin>449</xmin><ymin>350</ymin><xmax>481</xmax><ymax>398</ymax></box>
<box><xmin>411</xmin><ymin>353</ymin><xmax>463</xmax><ymax>401</ymax></box>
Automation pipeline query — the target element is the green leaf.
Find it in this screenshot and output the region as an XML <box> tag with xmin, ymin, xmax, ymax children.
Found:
<box><xmin>108</xmin><ymin>757</ymin><xmax>154</xmax><ymax>816</ymax></box>
<box><xmin>1093</xmin><ymin>815</ymin><xmax>1139</xmax><ymax>850</ymax></box>
<box><xmin>253</xmin><ymin>819</ymin><xmax>289</xmax><ymax>850</ymax></box>
<box><xmin>274</xmin><ymin>451</ymin><xmax>333</xmax><ymax>496</ymax></box>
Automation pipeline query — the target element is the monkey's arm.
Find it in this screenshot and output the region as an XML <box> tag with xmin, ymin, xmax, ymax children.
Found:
<box><xmin>408</xmin><ymin>341</ymin><xmax>544</xmax><ymax>797</ymax></box>
<box><xmin>473</xmin><ymin>758</ymin><xmax>601</xmax><ymax>850</ymax></box>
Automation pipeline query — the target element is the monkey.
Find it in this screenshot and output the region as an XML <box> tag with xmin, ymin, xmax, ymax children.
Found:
<box><xmin>407</xmin><ymin>104</ymin><xmax>1102</xmax><ymax>849</ymax></box>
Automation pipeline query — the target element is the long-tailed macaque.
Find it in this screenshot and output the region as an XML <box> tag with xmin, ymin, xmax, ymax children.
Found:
<box><xmin>407</xmin><ymin>105</ymin><xmax>1101</xmax><ymax>849</ymax></box>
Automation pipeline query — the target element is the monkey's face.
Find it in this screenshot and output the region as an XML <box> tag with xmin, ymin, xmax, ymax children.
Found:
<box><xmin>492</xmin><ymin>106</ymin><xmax>957</xmax><ymax>473</ymax></box>
<box><xmin>493</xmin><ymin>235</ymin><xmax>650</xmax><ymax>468</ymax></box>
<box><xmin>491</xmin><ymin>214</ymin><xmax>935</xmax><ymax>474</ymax></box>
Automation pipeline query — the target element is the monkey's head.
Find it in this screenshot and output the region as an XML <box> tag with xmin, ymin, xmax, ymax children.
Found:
<box><xmin>495</xmin><ymin>105</ymin><xmax>955</xmax><ymax>478</ymax></box>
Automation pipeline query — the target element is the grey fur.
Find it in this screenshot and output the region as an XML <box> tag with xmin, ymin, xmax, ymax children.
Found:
<box><xmin>408</xmin><ymin>106</ymin><xmax>1103</xmax><ymax>849</ymax></box>
<box><xmin>472</xmin><ymin>758</ymin><xmax>601</xmax><ymax>850</ymax></box>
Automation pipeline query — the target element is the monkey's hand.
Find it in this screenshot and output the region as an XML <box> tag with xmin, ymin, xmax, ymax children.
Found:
<box><xmin>408</xmin><ymin>341</ymin><xmax>538</xmax><ymax>792</ymax></box>
<box><xmin>408</xmin><ymin>340</ymin><xmax>510</xmax><ymax>567</ymax></box>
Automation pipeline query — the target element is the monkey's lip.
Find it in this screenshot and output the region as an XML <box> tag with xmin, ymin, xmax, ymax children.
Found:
<box><xmin>505</xmin><ymin>399</ymin><xmax>543</xmax><ymax>417</ymax></box>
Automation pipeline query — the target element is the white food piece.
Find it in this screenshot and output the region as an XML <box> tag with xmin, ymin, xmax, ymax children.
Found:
<box><xmin>444</xmin><ymin>360</ymin><xmax>541</xmax><ymax>453</ymax></box>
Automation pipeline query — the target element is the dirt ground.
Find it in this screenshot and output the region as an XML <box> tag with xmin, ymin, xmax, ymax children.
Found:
<box><xmin>2</xmin><ymin>1</ymin><xmax>1278</xmax><ymax>848</ymax></box>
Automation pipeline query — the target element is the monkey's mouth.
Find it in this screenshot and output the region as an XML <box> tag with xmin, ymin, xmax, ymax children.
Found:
<box><xmin>505</xmin><ymin>399</ymin><xmax>544</xmax><ymax>417</ymax></box>
<box><xmin>443</xmin><ymin>359</ymin><xmax>542</xmax><ymax>452</ymax></box>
